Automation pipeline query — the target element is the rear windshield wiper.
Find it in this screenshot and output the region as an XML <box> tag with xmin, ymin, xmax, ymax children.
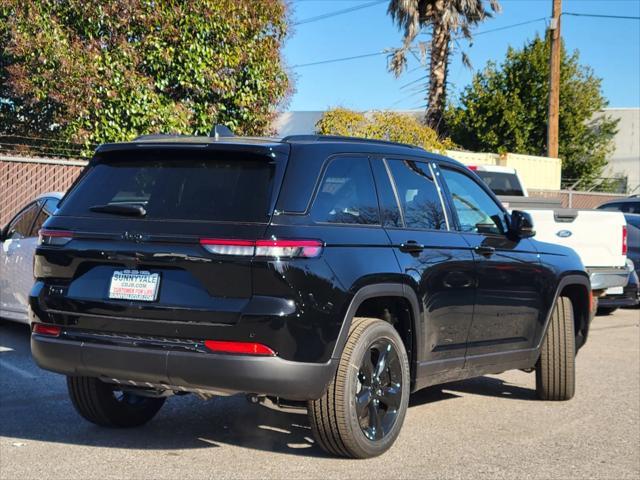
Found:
<box><xmin>89</xmin><ymin>203</ymin><xmax>147</xmax><ymax>217</ymax></box>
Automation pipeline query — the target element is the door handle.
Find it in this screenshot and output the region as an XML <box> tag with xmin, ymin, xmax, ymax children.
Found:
<box><xmin>399</xmin><ymin>240</ymin><xmax>425</xmax><ymax>253</ymax></box>
<box><xmin>474</xmin><ymin>245</ymin><xmax>495</xmax><ymax>257</ymax></box>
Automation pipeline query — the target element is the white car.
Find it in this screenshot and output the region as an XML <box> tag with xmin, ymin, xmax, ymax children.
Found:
<box><xmin>0</xmin><ymin>192</ymin><xmax>63</xmax><ymax>323</ymax></box>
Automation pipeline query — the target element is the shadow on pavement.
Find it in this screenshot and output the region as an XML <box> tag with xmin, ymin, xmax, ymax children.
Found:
<box><xmin>0</xmin><ymin>320</ymin><xmax>535</xmax><ymax>457</ymax></box>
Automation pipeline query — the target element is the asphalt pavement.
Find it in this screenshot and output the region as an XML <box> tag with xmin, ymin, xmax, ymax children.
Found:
<box><xmin>1</xmin><ymin>309</ymin><xmax>638</xmax><ymax>480</ymax></box>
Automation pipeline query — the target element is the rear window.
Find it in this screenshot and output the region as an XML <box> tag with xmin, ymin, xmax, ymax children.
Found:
<box><xmin>59</xmin><ymin>151</ymin><xmax>276</xmax><ymax>223</ymax></box>
<box><xmin>475</xmin><ymin>171</ymin><xmax>524</xmax><ymax>196</ymax></box>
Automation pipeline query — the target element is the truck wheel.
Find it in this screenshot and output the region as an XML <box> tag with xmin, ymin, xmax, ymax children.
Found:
<box><xmin>536</xmin><ymin>296</ymin><xmax>575</xmax><ymax>401</ymax></box>
<box><xmin>308</xmin><ymin>317</ymin><xmax>410</xmax><ymax>458</ymax></box>
<box><xmin>67</xmin><ymin>376</ymin><xmax>165</xmax><ymax>427</ymax></box>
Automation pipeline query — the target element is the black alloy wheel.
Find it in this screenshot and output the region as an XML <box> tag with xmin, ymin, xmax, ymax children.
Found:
<box><xmin>355</xmin><ymin>339</ymin><xmax>403</xmax><ymax>441</ymax></box>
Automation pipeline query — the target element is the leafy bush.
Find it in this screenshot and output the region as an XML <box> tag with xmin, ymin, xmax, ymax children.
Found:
<box><xmin>316</xmin><ymin>108</ymin><xmax>455</xmax><ymax>152</ymax></box>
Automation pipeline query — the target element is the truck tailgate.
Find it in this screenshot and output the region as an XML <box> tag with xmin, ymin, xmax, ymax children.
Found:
<box><xmin>525</xmin><ymin>209</ymin><xmax>627</xmax><ymax>268</ymax></box>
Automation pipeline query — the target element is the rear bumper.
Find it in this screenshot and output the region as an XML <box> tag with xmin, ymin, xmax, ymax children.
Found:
<box><xmin>587</xmin><ymin>267</ymin><xmax>630</xmax><ymax>291</ymax></box>
<box><xmin>31</xmin><ymin>334</ymin><xmax>337</xmax><ymax>401</ymax></box>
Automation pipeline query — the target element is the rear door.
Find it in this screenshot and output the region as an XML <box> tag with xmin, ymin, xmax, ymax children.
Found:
<box><xmin>35</xmin><ymin>146</ymin><xmax>287</xmax><ymax>338</ymax></box>
<box><xmin>373</xmin><ymin>156</ymin><xmax>476</xmax><ymax>385</ymax></box>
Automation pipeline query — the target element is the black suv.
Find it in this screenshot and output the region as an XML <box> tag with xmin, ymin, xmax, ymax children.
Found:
<box><xmin>31</xmin><ymin>134</ymin><xmax>592</xmax><ymax>458</ymax></box>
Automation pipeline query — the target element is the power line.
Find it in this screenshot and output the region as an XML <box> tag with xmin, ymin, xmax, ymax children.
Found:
<box><xmin>293</xmin><ymin>0</ymin><xmax>386</xmax><ymax>26</ymax></box>
<box><xmin>292</xmin><ymin>16</ymin><xmax>548</xmax><ymax>69</ymax></box>
<box><xmin>563</xmin><ymin>12</ymin><xmax>640</xmax><ymax>20</ymax></box>
<box><xmin>291</xmin><ymin>50</ymin><xmax>387</xmax><ymax>68</ymax></box>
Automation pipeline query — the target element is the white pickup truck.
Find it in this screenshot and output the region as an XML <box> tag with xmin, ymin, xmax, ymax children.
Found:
<box><xmin>470</xmin><ymin>165</ymin><xmax>630</xmax><ymax>294</ymax></box>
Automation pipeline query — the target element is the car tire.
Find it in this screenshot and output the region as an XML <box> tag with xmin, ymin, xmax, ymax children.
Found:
<box><xmin>535</xmin><ymin>296</ymin><xmax>575</xmax><ymax>401</ymax></box>
<box><xmin>67</xmin><ymin>376</ymin><xmax>165</xmax><ymax>427</ymax></box>
<box><xmin>308</xmin><ymin>317</ymin><xmax>410</xmax><ymax>458</ymax></box>
<box><xmin>596</xmin><ymin>307</ymin><xmax>618</xmax><ymax>316</ymax></box>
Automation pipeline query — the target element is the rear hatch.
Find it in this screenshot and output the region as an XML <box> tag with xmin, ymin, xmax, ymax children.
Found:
<box><xmin>34</xmin><ymin>142</ymin><xmax>288</xmax><ymax>336</ymax></box>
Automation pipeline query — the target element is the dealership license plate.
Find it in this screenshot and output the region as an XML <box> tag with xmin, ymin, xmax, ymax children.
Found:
<box><xmin>109</xmin><ymin>270</ymin><xmax>160</xmax><ymax>302</ymax></box>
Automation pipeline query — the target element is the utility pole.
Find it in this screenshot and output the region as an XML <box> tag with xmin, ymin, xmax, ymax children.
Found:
<box><xmin>547</xmin><ymin>0</ymin><xmax>562</xmax><ymax>158</ymax></box>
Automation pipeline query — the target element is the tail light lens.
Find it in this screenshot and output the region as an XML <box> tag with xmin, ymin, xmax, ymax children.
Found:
<box><xmin>622</xmin><ymin>225</ymin><xmax>628</xmax><ymax>255</ymax></box>
<box><xmin>33</xmin><ymin>323</ymin><xmax>61</xmax><ymax>337</ymax></box>
<box><xmin>200</xmin><ymin>238</ymin><xmax>255</xmax><ymax>256</ymax></box>
<box><xmin>39</xmin><ymin>229</ymin><xmax>74</xmax><ymax>246</ymax></box>
<box><xmin>467</xmin><ymin>165</ymin><xmax>478</xmax><ymax>171</ymax></box>
<box><xmin>204</xmin><ymin>340</ymin><xmax>275</xmax><ymax>356</ymax></box>
<box><xmin>255</xmin><ymin>239</ymin><xmax>322</xmax><ymax>258</ymax></box>
<box><xmin>199</xmin><ymin>238</ymin><xmax>323</xmax><ymax>258</ymax></box>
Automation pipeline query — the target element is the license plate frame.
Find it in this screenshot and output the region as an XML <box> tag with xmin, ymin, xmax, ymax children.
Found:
<box><xmin>108</xmin><ymin>270</ymin><xmax>161</xmax><ymax>302</ymax></box>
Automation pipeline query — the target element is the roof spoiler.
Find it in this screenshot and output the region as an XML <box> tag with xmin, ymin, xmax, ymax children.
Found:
<box><xmin>210</xmin><ymin>124</ymin><xmax>234</xmax><ymax>139</ymax></box>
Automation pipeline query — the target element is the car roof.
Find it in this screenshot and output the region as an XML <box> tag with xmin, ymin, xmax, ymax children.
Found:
<box><xmin>35</xmin><ymin>192</ymin><xmax>64</xmax><ymax>201</ymax></box>
<box><xmin>469</xmin><ymin>165</ymin><xmax>518</xmax><ymax>174</ymax></box>
<box><xmin>601</xmin><ymin>196</ymin><xmax>640</xmax><ymax>206</ymax></box>
<box><xmin>94</xmin><ymin>133</ymin><xmax>463</xmax><ymax>167</ymax></box>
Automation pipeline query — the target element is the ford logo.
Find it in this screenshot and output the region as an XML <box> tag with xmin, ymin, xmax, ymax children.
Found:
<box><xmin>556</xmin><ymin>230</ymin><xmax>572</xmax><ymax>238</ymax></box>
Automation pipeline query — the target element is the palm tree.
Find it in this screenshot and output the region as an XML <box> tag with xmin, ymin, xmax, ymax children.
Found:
<box><xmin>388</xmin><ymin>0</ymin><xmax>500</xmax><ymax>134</ymax></box>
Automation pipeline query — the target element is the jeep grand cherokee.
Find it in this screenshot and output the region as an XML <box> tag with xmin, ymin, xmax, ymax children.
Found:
<box><xmin>30</xmin><ymin>133</ymin><xmax>592</xmax><ymax>458</ymax></box>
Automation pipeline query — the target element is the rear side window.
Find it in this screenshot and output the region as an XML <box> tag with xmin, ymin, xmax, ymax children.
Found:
<box><xmin>6</xmin><ymin>203</ymin><xmax>39</xmax><ymax>239</ymax></box>
<box><xmin>311</xmin><ymin>156</ymin><xmax>379</xmax><ymax>225</ymax></box>
<box><xmin>58</xmin><ymin>151</ymin><xmax>275</xmax><ymax>223</ymax></box>
<box><xmin>386</xmin><ymin>159</ymin><xmax>446</xmax><ymax>230</ymax></box>
<box><xmin>31</xmin><ymin>198</ymin><xmax>59</xmax><ymax>235</ymax></box>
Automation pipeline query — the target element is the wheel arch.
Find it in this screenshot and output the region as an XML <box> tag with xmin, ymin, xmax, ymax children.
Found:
<box><xmin>539</xmin><ymin>274</ymin><xmax>592</xmax><ymax>352</ymax></box>
<box><xmin>330</xmin><ymin>283</ymin><xmax>422</xmax><ymax>385</ymax></box>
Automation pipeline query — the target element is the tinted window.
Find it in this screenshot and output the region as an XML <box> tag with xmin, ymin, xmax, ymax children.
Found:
<box><xmin>441</xmin><ymin>168</ymin><xmax>508</xmax><ymax>235</ymax></box>
<box><xmin>6</xmin><ymin>203</ymin><xmax>39</xmax><ymax>239</ymax></box>
<box><xmin>598</xmin><ymin>202</ymin><xmax>623</xmax><ymax>212</ymax></box>
<box><xmin>475</xmin><ymin>171</ymin><xmax>525</xmax><ymax>196</ymax></box>
<box><xmin>311</xmin><ymin>157</ymin><xmax>379</xmax><ymax>225</ymax></box>
<box><xmin>626</xmin><ymin>214</ymin><xmax>640</xmax><ymax>229</ymax></box>
<box><xmin>370</xmin><ymin>158</ymin><xmax>402</xmax><ymax>228</ymax></box>
<box><xmin>31</xmin><ymin>198</ymin><xmax>60</xmax><ymax>235</ymax></box>
<box><xmin>59</xmin><ymin>152</ymin><xmax>275</xmax><ymax>223</ymax></box>
<box><xmin>387</xmin><ymin>159</ymin><xmax>446</xmax><ymax>230</ymax></box>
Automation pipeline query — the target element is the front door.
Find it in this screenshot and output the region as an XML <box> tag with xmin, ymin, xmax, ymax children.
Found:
<box><xmin>438</xmin><ymin>166</ymin><xmax>545</xmax><ymax>365</ymax></box>
<box><xmin>372</xmin><ymin>157</ymin><xmax>476</xmax><ymax>385</ymax></box>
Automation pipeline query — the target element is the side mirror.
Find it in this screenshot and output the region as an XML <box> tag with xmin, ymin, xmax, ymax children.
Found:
<box><xmin>510</xmin><ymin>210</ymin><xmax>536</xmax><ymax>239</ymax></box>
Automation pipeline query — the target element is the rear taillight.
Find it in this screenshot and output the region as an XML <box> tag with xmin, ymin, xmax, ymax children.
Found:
<box><xmin>39</xmin><ymin>229</ymin><xmax>74</xmax><ymax>246</ymax></box>
<box><xmin>199</xmin><ymin>238</ymin><xmax>323</xmax><ymax>258</ymax></box>
<box><xmin>32</xmin><ymin>323</ymin><xmax>61</xmax><ymax>337</ymax></box>
<box><xmin>622</xmin><ymin>225</ymin><xmax>628</xmax><ymax>255</ymax></box>
<box><xmin>255</xmin><ymin>239</ymin><xmax>323</xmax><ymax>258</ymax></box>
<box><xmin>467</xmin><ymin>165</ymin><xmax>478</xmax><ymax>171</ymax></box>
<box><xmin>200</xmin><ymin>238</ymin><xmax>255</xmax><ymax>256</ymax></box>
<box><xmin>204</xmin><ymin>340</ymin><xmax>275</xmax><ymax>356</ymax></box>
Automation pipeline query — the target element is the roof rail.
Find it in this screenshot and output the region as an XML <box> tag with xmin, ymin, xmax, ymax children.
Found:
<box><xmin>281</xmin><ymin>134</ymin><xmax>424</xmax><ymax>151</ymax></box>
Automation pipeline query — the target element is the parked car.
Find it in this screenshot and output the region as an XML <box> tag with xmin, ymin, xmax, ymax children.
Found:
<box><xmin>31</xmin><ymin>134</ymin><xmax>592</xmax><ymax>459</ymax></box>
<box><xmin>594</xmin><ymin>208</ymin><xmax>640</xmax><ymax>314</ymax></box>
<box><xmin>598</xmin><ymin>195</ymin><xmax>640</xmax><ymax>214</ymax></box>
<box><xmin>469</xmin><ymin>165</ymin><xmax>630</xmax><ymax>295</ymax></box>
<box><xmin>0</xmin><ymin>192</ymin><xmax>63</xmax><ymax>323</ymax></box>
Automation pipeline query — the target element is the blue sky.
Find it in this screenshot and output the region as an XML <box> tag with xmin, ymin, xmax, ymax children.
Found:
<box><xmin>283</xmin><ymin>0</ymin><xmax>640</xmax><ymax>111</ymax></box>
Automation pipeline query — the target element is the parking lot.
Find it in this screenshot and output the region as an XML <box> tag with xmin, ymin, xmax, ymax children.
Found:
<box><xmin>0</xmin><ymin>309</ymin><xmax>638</xmax><ymax>480</ymax></box>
